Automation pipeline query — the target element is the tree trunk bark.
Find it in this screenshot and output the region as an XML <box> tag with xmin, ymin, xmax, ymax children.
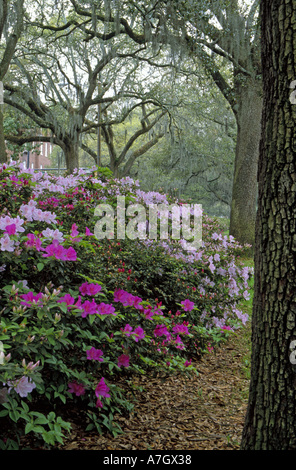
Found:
<box><xmin>63</xmin><ymin>139</ymin><xmax>79</xmax><ymax>174</ymax></box>
<box><xmin>240</xmin><ymin>0</ymin><xmax>296</xmax><ymax>450</ymax></box>
<box><xmin>0</xmin><ymin>106</ymin><xmax>7</xmax><ymax>163</ymax></box>
<box><xmin>229</xmin><ymin>79</ymin><xmax>262</xmax><ymax>252</ymax></box>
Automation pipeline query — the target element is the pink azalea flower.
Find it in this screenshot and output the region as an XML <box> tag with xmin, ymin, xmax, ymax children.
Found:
<box><xmin>133</xmin><ymin>326</ymin><xmax>145</xmax><ymax>342</ymax></box>
<box><xmin>175</xmin><ymin>335</ymin><xmax>185</xmax><ymax>350</ymax></box>
<box><xmin>117</xmin><ymin>354</ymin><xmax>129</xmax><ymax>368</ymax></box>
<box><xmin>86</xmin><ymin>283</ymin><xmax>102</xmax><ymax>296</ymax></box>
<box><xmin>79</xmin><ymin>282</ymin><xmax>89</xmax><ymax>296</ymax></box>
<box><xmin>85</xmin><ymin>227</ymin><xmax>94</xmax><ymax>236</ymax></box>
<box><xmin>181</xmin><ymin>299</ymin><xmax>195</xmax><ymax>311</ymax></box>
<box><xmin>144</xmin><ymin>306</ymin><xmax>154</xmax><ymax>319</ymax></box>
<box><xmin>113</xmin><ymin>289</ymin><xmax>128</xmax><ymax>303</ymax></box>
<box><xmin>71</xmin><ymin>223</ymin><xmax>79</xmax><ymax>237</ymax></box>
<box><xmin>53</xmin><ymin>244</ymin><xmax>66</xmax><ymax>260</ymax></box>
<box><xmin>121</xmin><ymin>292</ymin><xmax>135</xmax><ymax>306</ymax></box>
<box><xmin>20</xmin><ymin>291</ymin><xmax>43</xmax><ymax>307</ymax></box>
<box><xmin>154</xmin><ymin>324</ymin><xmax>170</xmax><ymax>338</ymax></box>
<box><xmin>79</xmin><ymin>282</ymin><xmax>101</xmax><ymax>296</ymax></box>
<box><xmin>122</xmin><ymin>324</ymin><xmax>133</xmax><ymax>336</ymax></box>
<box><xmin>57</xmin><ymin>293</ymin><xmax>75</xmax><ymax>309</ymax></box>
<box><xmin>5</xmin><ymin>224</ymin><xmax>16</xmax><ymax>235</ymax></box>
<box><xmin>172</xmin><ymin>324</ymin><xmax>189</xmax><ymax>335</ymax></box>
<box><xmin>42</xmin><ymin>242</ymin><xmax>57</xmax><ymax>258</ymax></box>
<box><xmin>64</xmin><ymin>247</ymin><xmax>77</xmax><ymax>261</ymax></box>
<box><xmin>97</xmin><ymin>302</ymin><xmax>116</xmax><ymax>315</ymax></box>
<box><xmin>86</xmin><ymin>347</ymin><xmax>104</xmax><ymax>362</ymax></box>
<box><xmin>96</xmin><ymin>398</ymin><xmax>103</xmax><ymax>408</ymax></box>
<box><xmin>133</xmin><ymin>296</ymin><xmax>143</xmax><ymax>309</ymax></box>
<box><xmin>68</xmin><ymin>381</ymin><xmax>85</xmax><ymax>396</ymax></box>
<box><xmin>95</xmin><ymin>377</ymin><xmax>110</xmax><ymax>399</ymax></box>
<box><xmin>81</xmin><ymin>299</ymin><xmax>98</xmax><ymax>317</ymax></box>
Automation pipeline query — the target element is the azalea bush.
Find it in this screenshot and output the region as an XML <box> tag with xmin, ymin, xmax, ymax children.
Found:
<box><xmin>0</xmin><ymin>162</ymin><xmax>253</xmax><ymax>449</ymax></box>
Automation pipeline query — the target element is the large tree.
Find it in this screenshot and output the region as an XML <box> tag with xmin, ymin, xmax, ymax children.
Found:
<box><xmin>0</xmin><ymin>0</ymin><xmax>24</xmax><ymax>163</ymax></box>
<box><xmin>172</xmin><ymin>0</ymin><xmax>261</xmax><ymax>249</ymax></box>
<box><xmin>4</xmin><ymin>4</ymin><xmax>169</xmax><ymax>173</ymax></box>
<box><xmin>240</xmin><ymin>0</ymin><xmax>296</xmax><ymax>449</ymax></box>
<box><xmin>66</xmin><ymin>0</ymin><xmax>261</xmax><ymax>247</ymax></box>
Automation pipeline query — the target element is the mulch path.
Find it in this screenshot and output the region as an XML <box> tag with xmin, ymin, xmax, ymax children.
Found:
<box><xmin>59</xmin><ymin>325</ymin><xmax>251</xmax><ymax>451</ymax></box>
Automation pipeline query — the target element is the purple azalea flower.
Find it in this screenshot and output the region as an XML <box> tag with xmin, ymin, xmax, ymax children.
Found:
<box><xmin>133</xmin><ymin>326</ymin><xmax>145</xmax><ymax>342</ymax></box>
<box><xmin>181</xmin><ymin>299</ymin><xmax>195</xmax><ymax>311</ymax></box>
<box><xmin>68</xmin><ymin>381</ymin><xmax>85</xmax><ymax>396</ymax></box>
<box><xmin>86</xmin><ymin>347</ymin><xmax>104</xmax><ymax>362</ymax></box>
<box><xmin>117</xmin><ymin>354</ymin><xmax>129</xmax><ymax>368</ymax></box>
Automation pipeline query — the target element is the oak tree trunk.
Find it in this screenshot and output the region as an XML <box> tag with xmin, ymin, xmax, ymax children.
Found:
<box><xmin>0</xmin><ymin>106</ymin><xmax>7</xmax><ymax>163</ymax></box>
<box><xmin>229</xmin><ymin>80</ymin><xmax>262</xmax><ymax>252</ymax></box>
<box><xmin>240</xmin><ymin>0</ymin><xmax>296</xmax><ymax>450</ymax></box>
<box><xmin>63</xmin><ymin>139</ymin><xmax>79</xmax><ymax>174</ymax></box>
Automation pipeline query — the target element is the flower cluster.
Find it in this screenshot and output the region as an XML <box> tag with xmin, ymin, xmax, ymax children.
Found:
<box><xmin>0</xmin><ymin>162</ymin><xmax>252</xmax><ymax>446</ymax></box>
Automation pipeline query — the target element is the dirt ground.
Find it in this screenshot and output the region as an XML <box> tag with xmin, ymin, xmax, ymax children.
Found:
<box><xmin>57</xmin><ymin>325</ymin><xmax>251</xmax><ymax>451</ymax></box>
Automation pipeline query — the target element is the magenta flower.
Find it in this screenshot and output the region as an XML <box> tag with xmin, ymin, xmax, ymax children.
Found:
<box><xmin>154</xmin><ymin>324</ymin><xmax>170</xmax><ymax>338</ymax></box>
<box><xmin>86</xmin><ymin>347</ymin><xmax>104</xmax><ymax>362</ymax></box>
<box><xmin>57</xmin><ymin>293</ymin><xmax>75</xmax><ymax>310</ymax></box>
<box><xmin>79</xmin><ymin>282</ymin><xmax>101</xmax><ymax>296</ymax></box>
<box><xmin>87</xmin><ymin>283</ymin><xmax>102</xmax><ymax>295</ymax></box>
<box><xmin>117</xmin><ymin>354</ymin><xmax>129</xmax><ymax>368</ymax></box>
<box><xmin>133</xmin><ymin>326</ymin><xmax>145</xmax><ymax>342</ymax></box>
<box><xmin>172</xmin><ymin>324</ymin><xmax>189</xmax><ymax>335</ymax></box>
<box><xmin>96</xmin><ymin>398</ymin><xmax>103</xmax><ymax>408</ymax></box>
<box><xmin>53</xmin><ymin>244</ymin><xmax>67</xmax><ymax>260</ymax></box>
<box><xmin>121</xmin><ymin>292</ymin><xmax>135</xmax><ymax>306</ymax></box>
<box><xmin>25</xmin><ymin>233</ymin><xmax>43</xmax><ymax>251</ymax></box>
<box><xmin>64</xmin><ymin>247</ymin><xmax>77</xmax><ymax>261</ymax></box>
<box><xmin>144</xmin><ymin>307</ymin><xmax>154</xmax><ymax>320</ymax></box>
<box><xmin>20</xmin><ymin>291</ymin><xmax>43</xmax><ymax>307</ymax></box>
<box><xmin>95</xmin><ymin>377</ymin><xmax>110</xmax><ymax>407</ymax></box>
<box><xmin>133</xmin><ymin>296</ymin><xmax>143</xmax><ymax>309</ymax></box>
<box><xmin>34</xmin><ymin>238</ymin><xmax>42</xmax><ymax>251</ymax></box>
<box><xmin>113</xmin><ymin>289</ymin><xmax>142</xmax><ymax>308</ymax></box>
<box><xmin>97</xmin><ymin>302</ymin><xmax>116</xmax><ymax>315</ymax></box>
<box><xmin>87</xmin><ymin>283</ymin><xmax>102</xmax><ymax>296</ymax></box>
<box><xmin>42</xmin><ymin>242</ymin><xmax>57</xmax><ymax>258</ymax></box>
<box><xmin>175</xmin><ymin>335</ymin><xmax>185</xmax><ymax>350</ymax></box>
<box><xmin>71</xmin><ymin>223</ymin><xmax>79</xmax><ymax>237</ymax></box>
<box><xmin>85</xmin><ymin>227</ymin><xmax>94</xmax><ymax>236</ymax></box>
<box><xmin>42</xmin><ymin>240</ymin><xmax>77</xmax><ymax>261</ymax></box>
<box><xmin>81</xmin><ymin>299</ymin><xmax>98</xmax><ymax>317</ymax></box>
<box><xmin>5</xmin><ymin>223</ymin><xmax>16</xmax><ymax>235</ymax></box>
<box><xmin>74</xmin><ymin>295</ymin><xmax>82</xmax><ymax>309</ymax></box>
<box><xmin>68</xmin><ymin>381</ymin><xmax>85</xmax><ymax>396</ymax></box>
<box><xmin>122</xmin><ymin>324</ymin><xmax>133</xmax><ymax>336</ymax></box>
<box><xmin>25</xmin><ymin>233</ymin><xmax>36</xmax><ymax>247</ymax></box>
<box><xmin>181</xmin><ymin>299</ymin><xmax>195</xmax><ymax>311</ymax></box>
<box><xmin>79</xmin><ymin>282</ymin><xmax>89</xmax><ymax>296</ymax></box>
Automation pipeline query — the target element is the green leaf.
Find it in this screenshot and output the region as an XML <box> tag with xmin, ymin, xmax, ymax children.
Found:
<box><xmin>25</xmin><ymin>423</ymin><xmax>35</xmax><ymax>434</ymax></box>
<box><xmin>37</xmin><ymin>263</ymin><xmax>44</xmax><ymax>272</ymax></box>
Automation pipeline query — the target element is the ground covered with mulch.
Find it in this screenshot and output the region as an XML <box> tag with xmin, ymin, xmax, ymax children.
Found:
<box><xmin>57</xmin><ymin>324</ymin><xmax>251</xmax><ymax>451</ymax></box>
